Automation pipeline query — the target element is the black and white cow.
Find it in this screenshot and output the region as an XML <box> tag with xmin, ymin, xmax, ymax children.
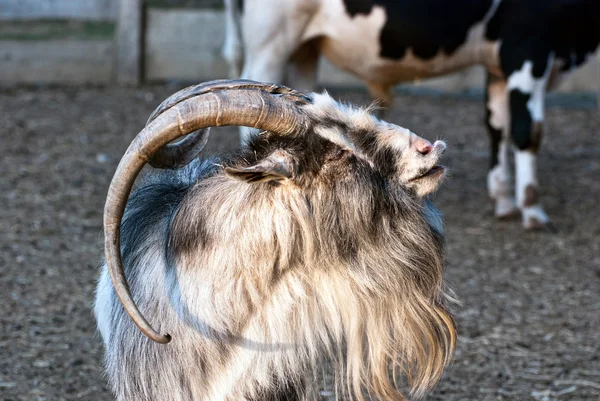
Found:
<box><xmin>223</xmin><ymin>0</ymin><xmax>600</xmax><ymax>230</ymax></box>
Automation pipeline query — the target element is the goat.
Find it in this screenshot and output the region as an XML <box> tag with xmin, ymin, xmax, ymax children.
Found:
<box><xmin>94</xmin><ymin>80</ymin><xmax>456</xmax><ymax>401</ymax></box>
<box><xmin>223</xmin><ymin>0</ymin><xmax>600</xmax><ymax>230</ymax></box>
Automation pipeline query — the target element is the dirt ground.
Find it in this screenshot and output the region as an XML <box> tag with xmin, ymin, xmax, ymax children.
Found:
<box><xmin>0</xmin><ymin>84</ymin><xmax>598</xmax><ymax>401</ymax></box>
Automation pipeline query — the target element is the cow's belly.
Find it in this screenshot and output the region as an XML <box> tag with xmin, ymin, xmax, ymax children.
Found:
<box><xmin>320</xmin><ymin>36</ymin><xmax>497</xmax><ymax>84</ymax></box>
<box><xmin>305</xmin><ymin>0</ymin><xmax>500</xmax><ymax>85</ymax></box>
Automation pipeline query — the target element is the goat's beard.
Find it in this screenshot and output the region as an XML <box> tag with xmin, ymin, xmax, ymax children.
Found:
<box><xmin>302</xmin><ymin>188</ymin><xmax>455</xmax><ymax>400</ymax></box>
<box><xmin>262</xmin><ymin>230</ymin><xmax>456</xmax><ymax>401</ymax></box>
<box><xmin>216</xmin><ymin>239</ymin><xmax>456</xmax><ymax>401</ymax></box>
<box><xmin>165</xmin><ymin>175</ymin><xmax>456</xmax><ymax>401</ymax></box>
<box><xmin>305</xmin><ymin>271</ymin><xmax>456</xmax><ymax>400</ymax></box>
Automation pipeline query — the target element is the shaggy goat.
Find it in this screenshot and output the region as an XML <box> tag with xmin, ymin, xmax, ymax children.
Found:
<box><xmin>95</xmin><ymin>80</ymin><xmax>456</xmax><ymax>401</ymax></box>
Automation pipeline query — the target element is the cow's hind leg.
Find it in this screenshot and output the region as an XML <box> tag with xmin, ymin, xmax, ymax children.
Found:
<box><xmin>485</xmin><ymin>72</ymin><xmax>518</xmax><ymax>218</ymax></box>
<box><xmin>239</xmin><ymin>4</ymin><xmax>316</xmax><ymax>143</ymax></box>
<box><xmin>240</xmin><ymin>47</ymin><xmax>289</xmax><ymax>144</ymax></box>
<box><xmin>222</xmin><ymin>0</ymin><xmax>244</xmax><ymax>78</ymax></box>
<box><xmin>506</xmin><ymin>56</ymin><xmax>553</xmax><ymax>229</ymax></box>
<box><xmin>287</xmin><ymin>39</ymin><xmax>320</xmax><ymax>93</ymax></box>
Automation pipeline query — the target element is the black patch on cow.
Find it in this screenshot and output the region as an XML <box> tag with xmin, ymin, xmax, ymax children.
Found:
<box><xmin>509</xmin><ymin>90</ymin><xmax>534</xmax><ymax>150</ymax></box>
<box><xmin>488</xmin><ymin>0</ymin><xmax>600</xmax><ymax>77</ymax></box>
<box><xmin>501</xmin><ymin>49</ymin><xmax>551</xmax><ymax>80</ymax></box>
<box><xmin>343</xmin><ymin>0</ymin><xmax>493</xmax><ymax>60</ymax></box>
<box><xmin>484</xmin><ymin>0</ymin><xmax>503</xmax><ymax>41</ymax></box>
<box><xmin>487</xmin><ymin>0</ymin><xmax>553</xmax><ymax>78</ymax></box>
<box><xmin>549</xmin><ymin>0</ymin><xmax>600</xmax><ymax>70</ymax></box>
<box><xmin>485</xmin><ymin>117</ymin><xmax>502</xmax><ymax>169</ymax></box>
<box><xmin>343</xmin><ymin>0</ymin><xmax>373</xmax><ymax>15</ymax></box>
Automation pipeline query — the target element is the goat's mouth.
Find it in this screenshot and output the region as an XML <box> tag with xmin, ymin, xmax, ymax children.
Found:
<box><xmin>410</xmin><ymin>165</ymin><xmax>446</xmax><ymax>181</ymax></box>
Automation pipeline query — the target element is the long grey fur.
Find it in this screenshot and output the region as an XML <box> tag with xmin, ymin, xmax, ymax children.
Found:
<box><xmin>95</xmin><ymin>92</ymin><xmax>456</xmax><ymax>401</ymax></box>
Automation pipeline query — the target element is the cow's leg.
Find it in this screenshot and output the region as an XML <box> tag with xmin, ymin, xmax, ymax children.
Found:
<box><xmin>240</xmin><ymin>50</ymin><xmax>289</xmax><ymax>144</ymax></box>
<box><xmin>286</xmin><ymin>40</ymin><xmax>320</xmax><ymax>93</ymax></box>
<box><xmin>366</xmin><ymin>82</ymin><xmax>393</xmax><ymax>119</ymax></box>
<box><xmin>506</xmin><ymin>57</ymin><xmax>553</xmax><ymax>229</ymax></box>
<box><xmin>222</xmin><ymin>0</ymin><xmax>243</xmax><ymax>78</ymax></box>
<box><xmin>239</xmin><ymin>5</ymin><xmax>314</xmax><ymax>144</ymax></box>
<box><xmin>485</xmin><ymin>73</ymin><xmax>517</xmax><ymax>218</ymax></box>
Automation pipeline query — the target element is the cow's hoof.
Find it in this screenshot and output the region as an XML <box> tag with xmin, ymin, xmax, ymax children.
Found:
<box><xmin>522</xmin><ymin>205</ymin><xmax>551</xmax><ymax>231</ymax></box>
<box><xmin>495</xmin><ymin>198</ymin><xmax>519</xmax><ymax>220</ymax></box>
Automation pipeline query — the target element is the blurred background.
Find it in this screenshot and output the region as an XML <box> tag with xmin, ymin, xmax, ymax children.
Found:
<box><xmin>1</xmin><ymin>0</ymin><xmax>598</xmax><ymax>91</ymax></box>
<box><xmin>0</xmin><ymin>1</ymin><xmax>598</xmax><ymax>400</ymax></box>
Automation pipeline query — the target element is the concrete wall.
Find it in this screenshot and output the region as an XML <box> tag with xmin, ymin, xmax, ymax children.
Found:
<box><xmin>0</xmin><ymin>40</ymin><xmax>114</xmax><ymax>85</ymax></box>
<box><xmin>0</xmin><ymin>0</ymin><xmax>116</xmax><ymax>87</ymax></box>
<box><xmin>0</xmin><ymin>0</ymin><xmax>117</xmax><ymax>21</ymax></box>
<box><xmin>145</xmin><ymin>9</ymin><xmax>229</xmax><ymax>81</ymax></box>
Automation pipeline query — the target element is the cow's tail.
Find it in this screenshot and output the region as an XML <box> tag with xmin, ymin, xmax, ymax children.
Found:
<box><xmin>222</xmin><ymin>0</ymin><xmax>244</xmax><ymax>78</ymax></box>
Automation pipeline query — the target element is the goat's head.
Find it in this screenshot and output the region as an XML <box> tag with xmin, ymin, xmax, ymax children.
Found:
<box><xmin>288</xmin><ymin>92</ymin><xmax>448</xmax><ymax>198</ymax></box>
<box><xmin>103</xmin><ymin>80</ymin><xmax>454</xmax><ymax>399</ymax></box>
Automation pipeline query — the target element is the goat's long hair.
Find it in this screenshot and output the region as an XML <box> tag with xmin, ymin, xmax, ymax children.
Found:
<box><xmin>95</xmin><ymin>93</ymin><xmax>455</xmax><ymax>401</ymax></box>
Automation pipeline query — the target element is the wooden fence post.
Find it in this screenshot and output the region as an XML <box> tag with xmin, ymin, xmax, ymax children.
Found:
<box><xmin>116</xmin><ymin>0</ymin><xmax>143</xmax><ymax>85</ymax></box>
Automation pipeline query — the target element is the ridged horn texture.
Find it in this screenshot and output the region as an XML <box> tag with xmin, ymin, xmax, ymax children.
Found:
<box><xmin>146</xmin><ymin>80</ymin><xmax>310</xmax><ymax>169</ymax></box>
<box><xmin>103</xmin><ymin>79</ymin><xmax>312</xmax><ymax>343</ymax></box>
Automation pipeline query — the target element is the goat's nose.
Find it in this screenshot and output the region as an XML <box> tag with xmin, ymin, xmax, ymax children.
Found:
<box><xmin>413</xmin><ymin>137</ymin><xmax>433</xmax><ymax>155</ymax></box>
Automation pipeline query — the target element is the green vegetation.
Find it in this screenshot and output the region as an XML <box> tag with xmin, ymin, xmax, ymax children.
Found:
<box><xmin>0</xmin><ymin>21</ymin><xmax>115</xmax><ymax>41</ymax></box>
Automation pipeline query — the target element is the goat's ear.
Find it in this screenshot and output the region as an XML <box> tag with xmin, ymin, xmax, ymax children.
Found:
<box><xmin>225</xmin><ymin>150</ymin><xmax>296</xmax><ymax>183</ymax></box>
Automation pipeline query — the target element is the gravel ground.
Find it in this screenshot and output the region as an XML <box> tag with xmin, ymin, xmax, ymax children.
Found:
<box><xmin>0</xmin><ymin>85</ymin><xmax>598</xmax><ymax>401</ymax></box>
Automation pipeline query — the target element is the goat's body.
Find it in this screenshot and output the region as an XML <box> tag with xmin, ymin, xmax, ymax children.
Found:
<box><xmin>95</xmin><ymin>158</ymin><xmax>445</xmax><ymax>400</ymax></box>
<box><xmin>96</xmin><ymin>91</ymin><xmax>454</xmax><ymax>401</ymax></box>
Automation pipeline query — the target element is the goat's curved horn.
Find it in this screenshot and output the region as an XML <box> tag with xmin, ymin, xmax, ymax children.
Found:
<box><xmin>147</xmin><ymin>80</ymin><xmax>311</xmax><ymax>169</ymax></box>
<box><xmin>104</xmin><ymin>79</ymin><xmax>312</xmax><ymax>343</ymax></box>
